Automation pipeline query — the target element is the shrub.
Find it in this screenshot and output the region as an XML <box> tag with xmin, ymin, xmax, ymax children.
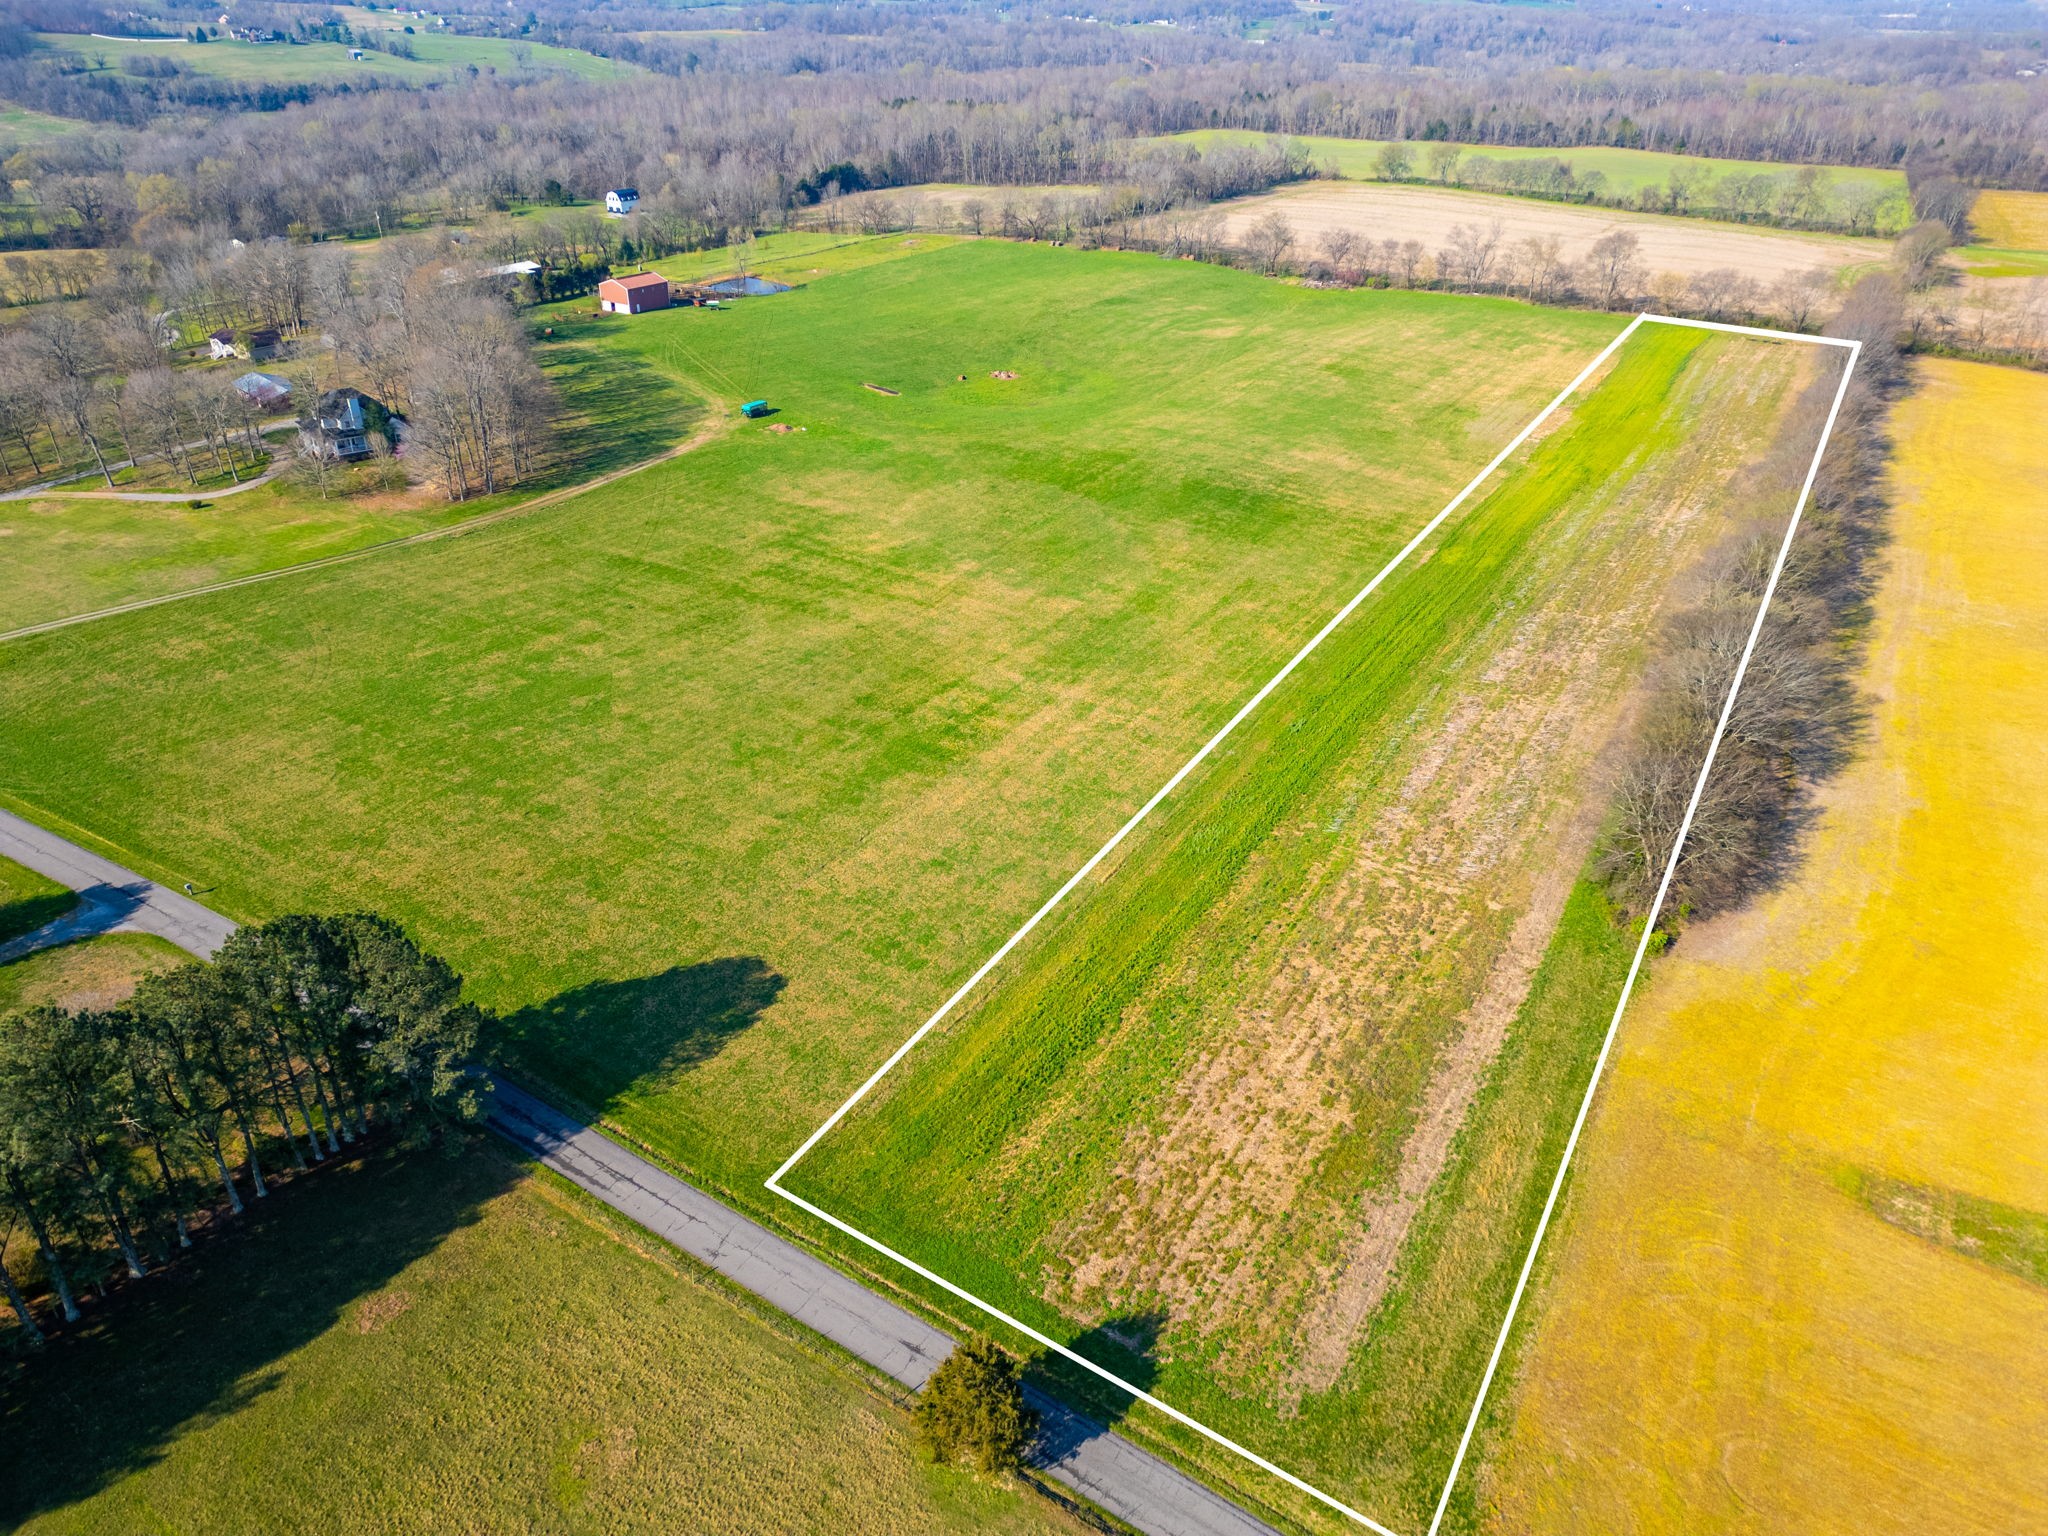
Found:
<box><xmin>913</xmin><ymin>1337</ymin><xmax>1038</xmax><ymax>1473</ymax></box>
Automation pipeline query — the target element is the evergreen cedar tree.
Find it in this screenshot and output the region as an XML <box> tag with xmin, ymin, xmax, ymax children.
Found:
<box><xmin>914</xmin><ymin>1336</ymin><xmax>1040</xmax><ymax>1473</ymax></box>
<box><xmin>0</xmin><ymin>913</ymin><xmax>487</xmax><ymax>1343</ymax></box>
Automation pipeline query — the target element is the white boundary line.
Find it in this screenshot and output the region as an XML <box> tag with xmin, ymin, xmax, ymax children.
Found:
<box><xmin>768</xmin><ymin>313</ymin><xmax>1860</xmax><ymax>1536</ymax></box>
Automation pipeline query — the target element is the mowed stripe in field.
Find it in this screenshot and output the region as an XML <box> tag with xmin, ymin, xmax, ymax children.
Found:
<box><xmin>1476</xmin><ymin>359</ymin><xmax>2048</xmax><ymax>1535</ymax></box>
<box><xmin>791</xmin><ymin>325</ymin><xmax>1815</xmax><ymax>1531</ymax></box>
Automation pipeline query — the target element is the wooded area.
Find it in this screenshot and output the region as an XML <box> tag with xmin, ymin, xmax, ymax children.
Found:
<box><xmin>0</xmin><ymin>915</ymin><xmax>487</xmax><ymax>1343</ymax></box>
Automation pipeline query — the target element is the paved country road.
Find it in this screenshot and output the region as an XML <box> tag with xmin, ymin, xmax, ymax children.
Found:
<box><xmin>2</xmin><ymin>812</ymin><xmax>1281</xmax><ymax>1536</ymax></box>
<box><xmin>0</xmin><ymin>807</ymin><xmax>236</xmax><ymax>962</ymax></box>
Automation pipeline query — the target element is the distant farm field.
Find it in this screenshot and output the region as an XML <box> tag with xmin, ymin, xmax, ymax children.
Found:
<box><xmin>1969</xmin><ymin>189</ymin><xmax>2048</xmax><ymax>252</ymax></box>
<box><xmin>1155</xmin><ymin>130</ymin><xmax>1911</xmax><ymax>232</ymax></box>
<box><xmin>0</xmin><ymin>242</ymin><xmax>1622</xmax><ymax>1236</ymax></box>
<box><xmin>1477</xmin><ymin>360</ymin><xmax>2048</xmax><ymax>1536</ymax></box>
<box><xmin>30</xmin><ymin>30</ymin><xmax>634</xmax><ymax>85</ymax></box>
<box><xmin>0</xmin><ymin>102</ymin><xmax>92</xmax><ymax>143</ymax></box>
<box><xmin>1203</xmin><ymin>182</ymin><xmax>1888</xmax><ymax>285</ymax></box>
<box><xmin>789</xmin><ymin>322</ymin><xmax>1813</xmax><ymax>1530</ymax></box>
<box><xmin>1</xmin><ymin>1144</ymin><xmax>1077</xmax><ymax>1536</ymax></box>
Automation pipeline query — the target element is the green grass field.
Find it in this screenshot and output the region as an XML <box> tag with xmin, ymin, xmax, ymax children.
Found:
<box><xmin>0</xmin><ymin>102</ymin><xmax>93</xmax><ymax>144</ymax></box>
<box><xmin>31</xmin><ymin>30</ymin><xmax>634</xmax><ymax>86</ymax></box>
<box><xmin>0</xmin><ymin>239</ymin><xmax>1617</xmax><ymax>1193</ymax></box>
<box><xmin>1952</xmin><ymin>244</ymin><xmax>2048</xmax><ymax>278</ymax></box>
<box><xmin>0</xmin><ymin>1142</ymin><xmax>1077</xmax><ymax>1535</ymax></box>
<box><xmin>788</xmin><ymin>322</ymin><xmax>1806</xmax><ymax>1528</ymax></box>
<box><xmin>1155</xmin><ymin>129</ymin><xmax>1910</xmax><ymax>231</ymax></box>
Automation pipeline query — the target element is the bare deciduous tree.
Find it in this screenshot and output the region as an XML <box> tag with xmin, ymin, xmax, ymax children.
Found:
<box><xmin>1244</xmin><ymin>211</ymin><xmax>1296</xmax><ymax>274</ymax></box>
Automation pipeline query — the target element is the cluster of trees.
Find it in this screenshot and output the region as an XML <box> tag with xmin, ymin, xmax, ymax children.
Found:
<box><xmin>0</xmin><ymin>302</ymin><xmax>274</xmax><ymax>489</ymax></box>
<box><xmin>0</xmin><ymin>914</ymin><xmax>488</xmax><ymax>1343</ymax></box>
<box><xmin>915</xmin><ymin>1336</ymin><xmax>1039</xmax><ymax>1474</ymax></box>
<box><xmin>315</xmin><ymin>236</ymin><xmax>558</xmax><ymax>501</ymax></box>
<box><xmin>1597</xmin><ymin>275</ymin><xmax>1908</xmax><ymax>921</ymax></box>
<box><xmin>0</xmin><ymin>229</ymin><xmax>560</xmax><ymax>502</ymax></box>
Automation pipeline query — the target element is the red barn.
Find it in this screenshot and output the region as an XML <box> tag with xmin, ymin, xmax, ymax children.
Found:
<box><xmin>598</xmin><ymin>272</ymin><xmax>672</xmax><ymax>314</ymax></box>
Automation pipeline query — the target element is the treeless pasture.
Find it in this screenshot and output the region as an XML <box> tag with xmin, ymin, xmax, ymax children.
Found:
<box><xmin>1969</xmin><ymin>189</ymin><xmax>2048</xmax><ymax>252</ymax></box>
<box><xmin>1472</xmin><ymin>360</ymin><xmax>2048</xmax><ymax>1536</ymax></box>
<box><xmin>1208</xmin><ymin>183</ymin><xmax>1885</xmax><ymax>285</ymax></box>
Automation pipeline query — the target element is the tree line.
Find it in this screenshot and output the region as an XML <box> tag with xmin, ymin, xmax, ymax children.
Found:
<box><xmin>0</xmin><ymin>914</ymin><xmax>487</xmax><ymax>1345</ymax></box>
<box><xmin>1596</xmin><ymin>274</ymin><xmax>1909</xmax><ymax>923</ymax></box>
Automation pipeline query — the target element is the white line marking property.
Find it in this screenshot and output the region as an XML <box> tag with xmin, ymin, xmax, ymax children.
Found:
<box><xmin>769</xmin><ymin>314</ymin><xmax>1860</xmax><ymax>1536</ymax></box>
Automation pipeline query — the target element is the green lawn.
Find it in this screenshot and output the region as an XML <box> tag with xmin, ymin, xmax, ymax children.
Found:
<box><xmin>1154</xmin><ymin>129</ymin><xmax>1911</xmax><ymax>232</ymax></box>
<box><xmin>31</xmin><ymin>30</ymin><xmax>635</xmax><ymax>86</ymax></box>
<box><xmin>0</xmin><ymin>1143</ymin><xmax>1077</xmax><ymax>1536</ymax></box>
<box><xmin>789</xmin><ymin>322</ymin><xmax>1802</xmax><ymax>1528</ymax></box>
<box><xmin>0</xmin><ymin>853</ymin><xmax>73</xmax><ymax>946</ymax></box>
<box><xmin>1952</xmin><ymin>244</ymin><xmax>2048</xmax><ymax>278</ymax></box>
<box><xmin>0</xmin><ymin>318</ymin><xmax>699</xmax><ymax>634</ymax></box>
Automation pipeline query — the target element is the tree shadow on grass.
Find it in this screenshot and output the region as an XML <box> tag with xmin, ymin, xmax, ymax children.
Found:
<box><xmin>1024</xmin><ymin>1310</ymin><xmax>1167</xmax><ymax>1437</ymax></box>
<box><xmin>493</xmin><ymin>957</ymin><xmax>785</xmax><ymax>1113</ymax></box>
<box><xmin>0</xmin><ymin>1142</ymin><xmax>520</xmax><ymax>1527</ymax></box>
<box><xmin>0</xmin><ymin>887</ymin><xmax>78</xmax><ymax>949</ymax></box>
<box><xmin>532</xmin><ymin>314</ymin><xmax>708</xmax><ymax>485</ymax></box>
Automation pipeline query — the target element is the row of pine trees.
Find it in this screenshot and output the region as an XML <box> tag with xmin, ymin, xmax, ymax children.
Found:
<box><xmin>0</xmin><ymin>914</ymin><xmax>488</xmax><ymax>1342</ymax></box>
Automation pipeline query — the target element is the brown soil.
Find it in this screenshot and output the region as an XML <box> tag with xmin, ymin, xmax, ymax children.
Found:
<box><xmin>1206</xmin><ymin>183</ymin><xmax>1887</xmax><ymax>285</ymax></box>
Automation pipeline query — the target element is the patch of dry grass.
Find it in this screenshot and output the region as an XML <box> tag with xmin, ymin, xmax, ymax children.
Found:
<box><xmin>0</xmin><ymin>931</ymin><xmax>187</xmax><ymax>1013</ymax></box>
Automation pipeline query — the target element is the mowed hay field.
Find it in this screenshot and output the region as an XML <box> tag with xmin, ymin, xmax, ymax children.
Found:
<box><xmin>0</xmin><ymin>240</ymin><xmax>1620</xmax><ymax>1213</ymax></box>
<box><xmin>1204</xmin><ymin>182</ymin><xmax>1887</xmax><ymax>284</ymax></box>
<box><xmin>794</xmin><ymin>324</ymin><xmax>1815</xmax><ymax>1531</ymax></box>
<box><xmin>1968</xmin><ymin>189</ymin><xmax>2048</xmax><ymax>251</ymax></box>
<box><xmin>30</xmin><ymin>30</ymin><xmax>633</xmax><ymax>85</ymax></box>
<box><xmin>0</xmin><ymin>1145</ymin><xmax>1080</xmax><ymax>1536</ymax></box>
<box><xmin>1471</xmin><ymin>360</ymin><xmax>2048</xmax><ymax>1535</ymax></box>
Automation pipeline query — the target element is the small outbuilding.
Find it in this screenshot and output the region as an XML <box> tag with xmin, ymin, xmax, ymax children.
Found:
<box><xmin>245</xmin><ymin>327</ymin><xmax>283</xmax><ymax>362</ymax></box>
<box><xmin>740</xmin><ymin>400</ymin><xmax>771</xmax><ymax>418</ymax></box>
<box><xmin>231</xmin><ymin>371</ymin><xmax>293</xmax><ymax>411</ymax></box>
<box><xmin>598</xmin><ymin>272</ymin><xmax>671</xmax><ymax>314</ymax></box>
<box><xmin>605</xmin><ymin>188</ymin><xmax>640</xmax><ymax>216</ymax></box>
